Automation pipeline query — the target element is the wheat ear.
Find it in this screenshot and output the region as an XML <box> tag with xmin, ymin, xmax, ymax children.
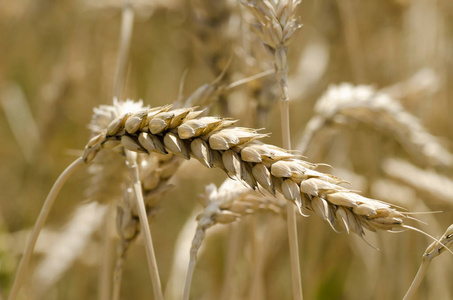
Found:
<box><xmin>219</xmin><ymin>222</ymin><xmax>243</xmax><ymax>300</ymax></box>
<box><xmin>8</xmin><ymin>158</ymin><xmax>84</xmax><ymax>300</ymax></box>
<box><xmin>99</xmin><ymin>203</ymin><xmax>115</xmax><ymax>300</ymax></box>
<box><xmin>83</xmin><ymin>105</ymin><xmax>417</xmax><ymax>236</ymax></box>
<box><xmin>383</xmin><ymin>158</ymin><xmax>453</xmax><ymax>206</ymax></box>
<box><xmin>403</xmin><ymin>224</ymin><xmax>453</xmax><ymax>300</ymax></box>
<box><xmin>300</xmin><ymin>83</ymin><xmax>453</xmax><ymax>168</ymax></box>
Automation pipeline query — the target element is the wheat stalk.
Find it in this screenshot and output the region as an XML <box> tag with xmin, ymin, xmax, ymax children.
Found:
<box><xmin>8</xmin><ymin>158</ymin><xmax>84</xmax><ymax>300</ymax></box>
<box><xmin>403</xmin><ymin>224</ymin><xmax>453</xmax><ymax>300</ymax></box>
<box><xmin>0</xmin><ymin>83</ymin><xmax>41</xmax><ymax>163</ymax></box>
<box><xmin>241</xmin><ymin>1</ymin><xmax>304</xmax><ymax>298</ymax></box>
<box><xmin>99</xmin><ymin>203</ymin><xmax>115</xmax><ymax>300</ymax></box>
<box><xmin>164</xmin><ymin>209</ymin><xmax>199</xmax><ymax>300</ymax></box>
<box><xmin>108</xmin><ymin>2</ymin><xmax>167</xmax><ymax>297</ymax></box>
<box><xmin>335</xmin><ymin>0</ymin><xmax>366</xmax><ymax>82</ymax></box>
<box><xmin>218</xmin><ymin>221</ymin><xmax>243</xmax><ymax>300</ymax></box>
<box><xmin>125</xmin><ymin>150</ymin><xmax>164</xmax><ymax>300</ymax></box>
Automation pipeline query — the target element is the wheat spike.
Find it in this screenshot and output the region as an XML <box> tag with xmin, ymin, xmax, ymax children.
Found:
<box><xmin>300</xmin><ymin>83</ymin><xmax>453</xmax><ymax>168</ymax></box>
<box><xmin>242</xmin><ymin>0</ymin><xmax>302</xmax><ymax>104</ymax></box>
<box><xmin>82</xmin><ymin>103</ymin><xmax>414</xmax><ymax>238</ymax></box>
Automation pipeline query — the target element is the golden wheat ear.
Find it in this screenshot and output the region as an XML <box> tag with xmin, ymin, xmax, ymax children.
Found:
<box><xmin>83</xmin><ymin>105</ymin><xmax>421</xmax><ymax>239</ymax></box>
<box><xmin>9</xmin><ymin>158</ymin><xmax>84</xmax><ymax>300</ymax></box>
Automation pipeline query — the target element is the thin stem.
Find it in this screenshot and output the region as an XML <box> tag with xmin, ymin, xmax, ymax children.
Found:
<box><xmin>225</xmin><ymin>69</ymin><xmax>274</xmax><ymax>90</ymax></box>
<box><xmin>248</xmin><ymin>217</ymin><xmax>265</xmax><ymax>300</ymax></box>
<box><xmin>183</xmin><ymin>227</ymin><xmax>203</xmax><ymax>300</ymax></box>
<box><xmin>183</xmin><ymin>260</ymin><xmax>196</xmax><ymax>300</ymax></box>
<box><xmin>219</xmin><ymin>222</ymin><xmax>242</xmax><ymax>300</ymax></box>
<box><xmin>112</xmin><ymin>2</ymin><xmax>164</xmax><ymax>299</ymax></box>
<box><xmin>183</xmin><ymin>226</ymin><xmax>206</xmax><ymax>300</ymax></box>
<box><xmin>113</xmin><ymin>0</ymin><xmax>134</xmax><ymax>100</ymax></box>
<box><xmin>286</xmin><ymin>202</ymin><xmax>303</xmax><ymax>300</ymax></box>
<box><xmin>8</xmin><ymin>157</ymin><xmax>84</xmax><ymax>300</ymax></box>
<box><xmin>296</xmin><ymin>115</ymin><xmax>325</xmax><ymax>154</ymax></box>
<box><xmin>124</xmin><ymin>150</ymin><xmax>164</xmax><ymax>300</ymax></box>
<box><xmin>98</xmin><ymin>203</ymin><xmax>115</xmax><ymax>300</ymax></box>
<box><xmin>277</xmin><ymin>50</ymin><xmax>303</xmax><ymax>300</ymax></box>
<box><xmin>164</xmin><ymin>209</ymin><xmax>199</xmax><ymax>300</ymax></box>
<box><xmin>280</xmin><ymin>100</ymin><xmax>291</xmax><ymax>149</ymax></box>
<box><xmin>403</xmin><ymin>256</ymin><xmax>432</xmax><ymax>300</ymax></box>
<box><xmin>109</xmin><ymin>2</ymin><xmax>135</xmax><ymax>297</ymax></box>
<box><xmin>112</xmin><ymin>244</ymin><xmax>127</xmax><ymax>300</ymax></box>
<box><xmin>336</xmin><ymin>0</ymin><xmax>367</xmax><ymax>83</ymax></box>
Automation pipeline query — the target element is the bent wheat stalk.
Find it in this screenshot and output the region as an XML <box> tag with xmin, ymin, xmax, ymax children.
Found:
<box><xmin>8</xmin><ymin>158</ymin><xmax>84</xmax><ymax>300</ymax></box>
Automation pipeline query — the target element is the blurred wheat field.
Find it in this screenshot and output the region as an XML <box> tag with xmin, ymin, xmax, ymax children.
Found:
<box><xmin>1</xmin><ymin>0</ymin><xmax>453</xmax><ymax>300</ymax></box>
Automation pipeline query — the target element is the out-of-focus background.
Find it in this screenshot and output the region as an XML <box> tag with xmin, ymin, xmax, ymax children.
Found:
<box><xmin>1</xmin><ymin>0</ymin><xmax>452</xmax><ymax>299</ymax></box>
